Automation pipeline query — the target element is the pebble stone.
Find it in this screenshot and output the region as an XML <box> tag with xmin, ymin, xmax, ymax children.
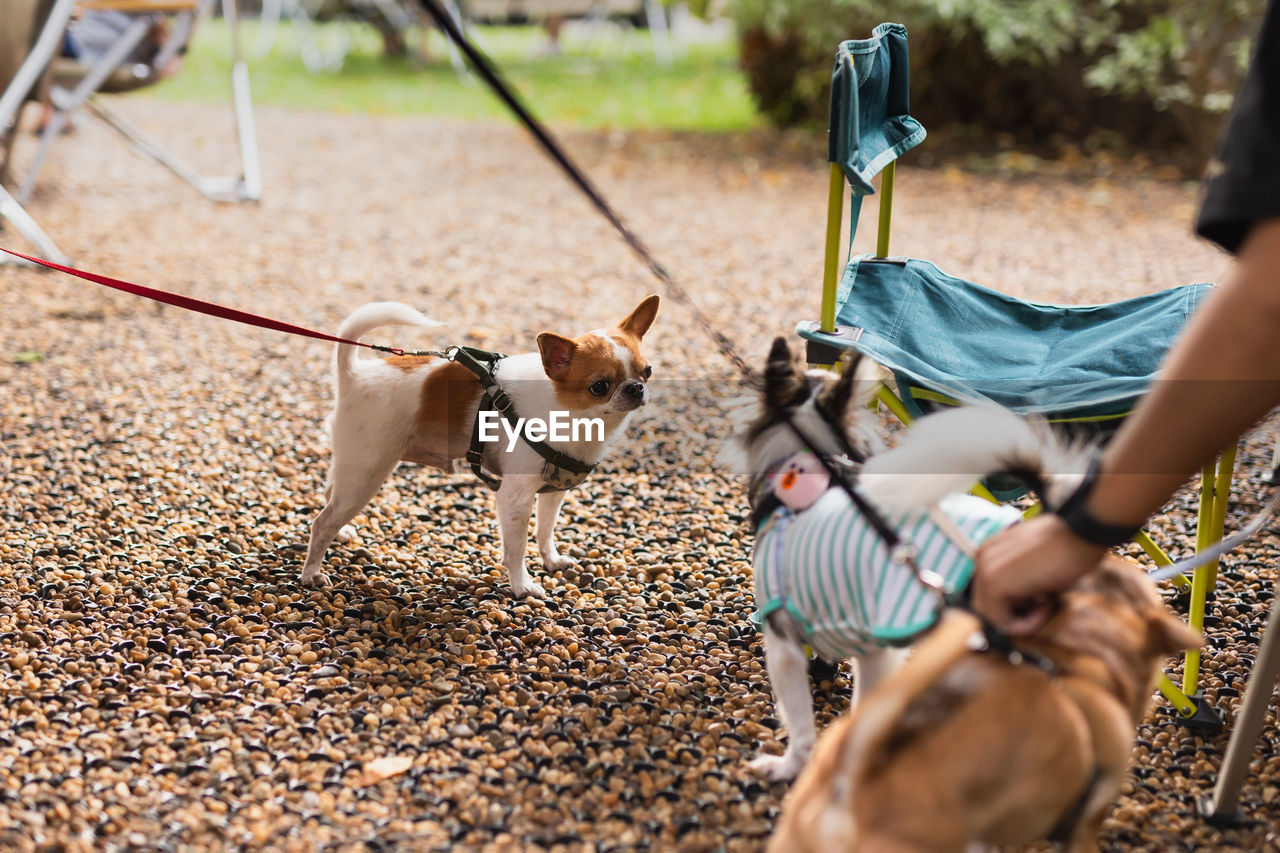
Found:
<box><xmin>0</xmin><ymin>100</ymin><xmax>1274</xmax><ymax>851</ymax></box>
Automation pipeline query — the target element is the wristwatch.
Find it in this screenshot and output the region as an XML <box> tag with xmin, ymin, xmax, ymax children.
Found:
<box><xmin>1053</xmin><ymin>456</ymin><xmax>1143</xmax><ymax>548</ymax></box>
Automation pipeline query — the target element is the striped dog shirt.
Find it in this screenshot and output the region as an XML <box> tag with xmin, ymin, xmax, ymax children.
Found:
<box><xmin>753</xmin><ymin>490</ymin><xmax>1021</xmax><ymax>661</ymax></box>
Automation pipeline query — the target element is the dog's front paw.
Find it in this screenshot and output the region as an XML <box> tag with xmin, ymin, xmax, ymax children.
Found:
<box><xmin>509</xmin><ymin>578</ymin><xmax>547</xmax><ymax>599</ymax></box>
<box><xmin>748</xmin><ymin>752</ymin><xmax>803</xmax><ymax>782</ymax></box>
<box><xmin>541</xmin><ymin>553</ymin><xmax>577</xmax><ymax>573</ymax></box>
<box><xmin>300</xmin><ymin>567</ymin><xmax>331</xmax><ymax>588</ymax></box>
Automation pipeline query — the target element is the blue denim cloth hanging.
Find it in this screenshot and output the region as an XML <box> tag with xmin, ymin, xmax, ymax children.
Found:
<box><xmin>829</xmin><ymin>23</ymin><xmax>926</xmax><ymax>195</ymax></box>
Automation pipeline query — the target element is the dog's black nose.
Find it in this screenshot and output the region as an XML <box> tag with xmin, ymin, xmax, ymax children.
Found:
<box><xmin>623</xmin><ymin>381</ymin><xmax>646</xmax><ymax>400</ymax></box>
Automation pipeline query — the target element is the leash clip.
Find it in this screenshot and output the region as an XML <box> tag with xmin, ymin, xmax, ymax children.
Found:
<box><xmin>893</xmin><ymin>543</ymin><xmax>948</xmax><ymax>593</ymax></box>
<box><xmin>890</xmin><ymin>543</ymin><xmax>916</xmax><ymax>565</ymax></box>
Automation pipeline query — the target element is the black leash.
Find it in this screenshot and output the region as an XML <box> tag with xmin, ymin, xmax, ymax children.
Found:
<box><xmin>413</xmin><ymin>0</ymin><xmax>757</xmax><ymax>384</ymax></box>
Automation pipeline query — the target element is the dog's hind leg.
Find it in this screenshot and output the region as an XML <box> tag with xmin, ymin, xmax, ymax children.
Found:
<box><xmin>750</xmin><ymin>624</ymin><xmax>817</xmax><ymax>781</ymax></box>
<box><xmin>852</xmin><ymin>646</ymin><xmax>909</xmax><ymax>703</ymax></box>
<box><xmin>318</xmin><ymin>482</ymin><xmax>360</xmax><ymax>544</ymax></box>
<box><xmin>301</xmin><ymin>451</ymin><xmax>400</xmax><ymax>587</ymax></box>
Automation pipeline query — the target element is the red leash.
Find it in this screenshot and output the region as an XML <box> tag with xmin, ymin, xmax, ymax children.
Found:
<box><xmin>1</xmin><ymin>245</ymin><xmax>416</xmax><ymax>356</ymax></box>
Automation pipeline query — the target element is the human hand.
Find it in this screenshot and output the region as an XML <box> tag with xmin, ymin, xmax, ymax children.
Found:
<box><xmin>972</xmin><ymin>514</ymin><xmax>1108</xmax><ymax>635</ymax></box>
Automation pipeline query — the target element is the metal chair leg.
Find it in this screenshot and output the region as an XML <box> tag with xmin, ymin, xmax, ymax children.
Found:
<box><xmin>1184</xmin><ymin>444</ymin><xmax>1238</xmax><ymax>696</ymax></box>
<box><xmin>0</xmin><ymin>184</ymin><xmax>69</xmax><ymax>265</ymax></box>
<box><xmin>0</xmin><ymin>0</ymin><xmax>77</xmax><ymax>263</ymax></box>
<box><xmin>224</xmin><ymin>0</ymin><xmax>263</xmax><ymax>202</ymax></box>
<box><xmin>1199</xmin><ymin>579</ymin><xmax>1280</xmax><ymax>823</ymax></box>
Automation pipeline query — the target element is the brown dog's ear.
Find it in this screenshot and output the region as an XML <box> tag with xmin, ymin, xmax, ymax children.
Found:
<box><xmin>1146</xmin><ymin>611</ymin><xmax>1201</xmax><ymax>656</ymax></box>
<box><xmin>537</xmin><ymin>333</ymin><xmax>577</xmax><ymax>380</ymax></box>
<box><xmin>763</xmin><ymin>336</ymin><xmax>806</xmax><ymax>410</ymax></box>
<box><xmin>821</xmin><ymin>352</ymin><xmax>865</xmax><ymax>419</ymax></box>
<box><xmin>619</xmin><ymin>295</ymin><xmax>660</xmax><ymax>340</ymax></box>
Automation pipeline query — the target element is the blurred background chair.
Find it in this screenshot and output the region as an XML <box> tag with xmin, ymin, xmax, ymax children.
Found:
<box><xmin>0</xmin><ymin>0</ymin><xmax>76</xmax><ymax>263</ymax></box>
<box><xmin>462</xmin><ymin>0</ymin><xmax>674</xmax><ymax>65</ymax></box>
<box><xmin>18</xmin><ymin>0</ymin><xmax>262</xmax><ymax>207</ymax></box>
<box><xmin>0</xmin><ymin>0</ymin><xmax>261</xmax><ymax>263</ymax></box>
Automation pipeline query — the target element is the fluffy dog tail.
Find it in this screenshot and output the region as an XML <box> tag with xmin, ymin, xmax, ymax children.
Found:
<box><xmin>858</xmin><ymin>406</ymin><xmax>1092</xmax><ymax>511</ymax></box>
<box><xmin>334</xmin><ymin>302</ymin><xmax>440</xmax><ymax>385</ymax></box>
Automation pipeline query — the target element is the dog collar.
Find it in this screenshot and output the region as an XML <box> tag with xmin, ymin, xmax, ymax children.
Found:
<box><xmin>964</xmin><ymin>619</ymin><xmax>1060</xmax><ymax>678</ymax></box>
<box><xmin>446</xmin><ymin>346</ymin><xmax>597</xmax><ymax>494</ymax></box>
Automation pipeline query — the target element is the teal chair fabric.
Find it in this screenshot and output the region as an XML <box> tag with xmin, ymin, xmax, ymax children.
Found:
<box><xmin>805</xmin><ymin>256</ymin><xmax>1213</xmax><ymax>420</ymax></box>
<box><xmin>829</xmin><ymin>23</ymin><xmax>926</xmax><ymax>195</ymax></box>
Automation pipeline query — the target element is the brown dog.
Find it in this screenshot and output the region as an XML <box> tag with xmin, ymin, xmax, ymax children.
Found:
<box><xmin>769</xmin><ymin>556</ymin><xmax>1199</xmax><ymax>853</ymax></box>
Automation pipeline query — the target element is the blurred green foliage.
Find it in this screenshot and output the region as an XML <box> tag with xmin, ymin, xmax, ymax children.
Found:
<box><xmin>149</xmin><ymin>19</ymin><xmax>759</xmax><ymax>132</ymax></box>
<box><xmin>699</xmin><ymin>0</ymin><xmax>1263</xmax><ymax>168</ymax></box>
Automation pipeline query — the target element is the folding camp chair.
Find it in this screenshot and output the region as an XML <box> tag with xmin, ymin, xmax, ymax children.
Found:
<box><xmin>0</xmin><ymin>0</ymin><xmax>261</xmax><ymax>263</ymax></box>
<box><xmin>1</xmin><ymin>0</ymin><xmax>46</xmax><ymax>188</ymax></box>
<box><xmin>797</xmin><ymin>23</ymin><xmax>1233</xmax><ymax>729</ymax></box>
<box><xmin>0</xmin><ymin>0</ymin><xmax>72</xmax><ymax>264</ymax></box>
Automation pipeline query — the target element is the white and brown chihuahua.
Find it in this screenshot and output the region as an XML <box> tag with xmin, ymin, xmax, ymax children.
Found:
<box><xmin>302</xmin><ymin>295</ymin><xmax>660</xmax><ymax>597</ymax></box>
<box><xmin>730</xmin><ymin>337</ymin><xmax>1089</xmax><ymax>781</ymax></box>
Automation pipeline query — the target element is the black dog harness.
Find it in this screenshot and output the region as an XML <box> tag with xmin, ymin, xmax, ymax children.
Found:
<box><xmin>443</xmin><ymin>346</ymin><xmax>597</xmax><ymax>493</ymax></box>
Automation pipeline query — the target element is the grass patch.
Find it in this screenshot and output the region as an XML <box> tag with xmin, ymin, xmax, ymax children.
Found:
<box><xmin>147</xmin><ymin>18</ymin><xmax>760</xmax><ymax>133</ymax></box>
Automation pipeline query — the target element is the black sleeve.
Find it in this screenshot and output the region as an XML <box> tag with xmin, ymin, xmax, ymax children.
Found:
<box><xmin>1195</xmin><ymin>0</ymin><xmax>1280</xmax><ymax>255</ymax></box>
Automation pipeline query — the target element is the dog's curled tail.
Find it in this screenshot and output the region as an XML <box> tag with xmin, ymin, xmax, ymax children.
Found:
<box><xmin>335</xmin><ymin>302</ymin><xmax>440</xmax><ymax>383</ymax></box>
<box><xmin>858</xmin><ymin>406</ymin><xmax>1092</xmax><ymax>512</ymax></box>
<box><xmin>812</xmin><ymin>609</ymin><xmax>983</xmax><ymax>844</ymax></box>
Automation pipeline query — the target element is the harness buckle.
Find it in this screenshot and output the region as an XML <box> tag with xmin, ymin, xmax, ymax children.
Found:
<box><xmin>540</xmin><ymin>459</ymin><xmax>588</xmax><ymax>492</ymax></box>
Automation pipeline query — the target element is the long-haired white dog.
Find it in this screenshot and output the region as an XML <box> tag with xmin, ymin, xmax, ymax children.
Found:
<box><xmin>729</xmin><ymin>337</ymin><xmax>1089</xmax><ymax>780</ymax></box>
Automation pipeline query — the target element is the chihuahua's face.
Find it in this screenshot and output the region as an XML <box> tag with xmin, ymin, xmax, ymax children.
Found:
<box><xmin>730</xmin><ymin>337</ymin><xmax>880</xmax><ymax>478</ymax></box>
<box><xmin>536</xmin><ymin>295</ymin><xmax>660</xmax><ymax>417</ymax></box>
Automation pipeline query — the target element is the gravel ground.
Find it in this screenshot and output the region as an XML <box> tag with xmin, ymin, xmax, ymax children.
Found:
<box><xmin>1</xmin><ymin>100</ymin><xmax>1276</xmax><ymax>851</ymax></box>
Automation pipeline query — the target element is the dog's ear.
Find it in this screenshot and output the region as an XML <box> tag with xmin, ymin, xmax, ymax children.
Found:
<box><xmin>762</xmin><ymin>333</ymin><xmax>793</xmax><ymax>371</ymax></box>
<box><xmin>537</xmin><ymin>333</ymin><xmax>577</xmax><ymax>380</ymax></box>
<box><xmin>821</xmin><ymin>352</ymin><xmax>865</xmax><ymax>419</ymax></box>
<box><xmin>618</xmin><ymin>295</ymin><xmax>660</xmax><ymax>340</ymax></box>
<box><xmin>763</xmin><ymin>337</ymin><xmax>806</xmax><ymax>409</ymax></box>
<box><xmin>1145</xmin><ymin>610</ymin><xmax>1201</xmax><ymax>657</ymax></box>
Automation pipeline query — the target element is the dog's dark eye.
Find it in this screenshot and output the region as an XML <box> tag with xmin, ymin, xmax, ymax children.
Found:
<box><xmin>642</xmin><ymin>365</ymin><xmax>652</xmax><ymax>380</ymax></box>
<box><xmin>589</xmin><ymin>379</ymin><xmax>611</xmax><ymax>397</ymax></box>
